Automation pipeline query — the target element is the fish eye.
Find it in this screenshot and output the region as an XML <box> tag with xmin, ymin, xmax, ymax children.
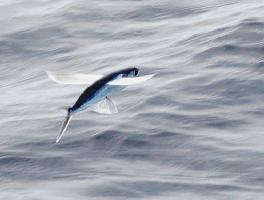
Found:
<box><xmin>134</xmin><ymin>69</ymin><xmax>138</xmax><ymax>76</ymax></box>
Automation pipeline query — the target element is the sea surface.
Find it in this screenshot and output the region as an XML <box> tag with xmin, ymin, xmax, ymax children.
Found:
<box><xmin>1</xmin><ymin>0</ymin><xmax>264</xmax><ymax>199</ymax></box>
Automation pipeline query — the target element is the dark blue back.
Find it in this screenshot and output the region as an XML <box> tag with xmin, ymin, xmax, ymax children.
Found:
<box><xmin>70</xmin><ymin>68</ymin><xmax>137</xmax><ymax>111</ymax></box>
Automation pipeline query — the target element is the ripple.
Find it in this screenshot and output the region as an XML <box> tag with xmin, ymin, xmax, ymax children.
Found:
<box><xmin>1</xmin><ymin>0</ymin><xmax>264</xmax><ymax>199</ymax></box>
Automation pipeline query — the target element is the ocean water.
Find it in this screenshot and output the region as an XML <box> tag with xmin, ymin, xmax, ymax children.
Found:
<box><xmin>1</xmin><ymin>0</ymin><xmax>264</xmax><ymax>199</ymax></box>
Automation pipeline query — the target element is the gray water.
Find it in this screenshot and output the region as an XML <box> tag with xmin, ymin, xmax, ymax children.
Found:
<box><xmin>1</xmin><ymin>0</ymin><xmax>264</xmax><ymax>199</ymax></box>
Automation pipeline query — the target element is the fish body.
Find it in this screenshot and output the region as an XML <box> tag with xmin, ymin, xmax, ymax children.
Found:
<box><xmin>56</xmin><ymin>67</ymin><xmax>138</xmax><ymax>143</ymax></box>
<box><xmin>70</xmin><ymin>67</ymin><xmax>138</xmax><ymax>113</ymax></box>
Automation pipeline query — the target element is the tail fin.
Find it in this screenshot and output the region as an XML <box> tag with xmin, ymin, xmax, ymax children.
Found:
<box><xmin>56</xmin><ymin>110</ymin><xmax>73</xmax><ymax>143</ymax></box>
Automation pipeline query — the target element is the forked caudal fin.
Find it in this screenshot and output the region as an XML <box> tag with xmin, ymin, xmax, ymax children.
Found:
<box><xmin>56</xmin><ymin>110</ymin><xmax>73</xmax><ymax>143</ymax></box>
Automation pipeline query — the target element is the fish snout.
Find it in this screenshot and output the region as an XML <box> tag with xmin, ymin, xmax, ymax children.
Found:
<box><xmin>134</xmin><ymin>68</ymin><xmax>139</xmax><ymax>76</ymax></box>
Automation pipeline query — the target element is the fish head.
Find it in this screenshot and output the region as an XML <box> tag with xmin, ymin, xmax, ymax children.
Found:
<box><xmin>124</xmin><ymin>67</ymin><xmax>139</xmax><ymax>77</ymax></box>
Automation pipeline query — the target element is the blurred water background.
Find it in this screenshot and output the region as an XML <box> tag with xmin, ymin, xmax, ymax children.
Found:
<box><xmin>1</xmin><ymin>0</ymin><xmax>264</xmax><ymax>199</ymax></box>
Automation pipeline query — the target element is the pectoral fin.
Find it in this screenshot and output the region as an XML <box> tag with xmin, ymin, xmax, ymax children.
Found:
<box><xmin>46</xmin><ymin>71</ymin><xmax>103</xmax><ymax>85</ymax></box>
<box><xmin>46</xmin><ymin>71</ymin><xmax>155</xmax><ymax>86</ymax></box>
<box><xmin>91</xmin><ymin>97</ymin><xmax>118</xmax><ymax>114</ymax></box>
<box><xmin>107</xmin><ymin>74</ymin><xmax>155</xmax><ymax>85</ymax></box>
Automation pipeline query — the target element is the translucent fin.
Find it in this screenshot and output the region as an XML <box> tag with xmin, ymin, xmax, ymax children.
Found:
<box><xmin>91</xmin><ymin>97</ymin><xmax>118</xmax><ymax>114</ymax></box>
<box><xmin>46</xmin><ymin>71</ymin><xmax>155</xmax><ymax>86</ymax></box>
<box><xmin>56</xmin><ymin>111</ymin><xmax>73</xmax><ymax>143</ymax></box>
<box><xmin>46</xmin><ymin>71</ymin><xmax>103</xmax><ymax>85</ymax></box>
<box><xmin>108</xmin><ymin>74</ymin><xmax>155</xmax><ymax>85</ymax></box>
